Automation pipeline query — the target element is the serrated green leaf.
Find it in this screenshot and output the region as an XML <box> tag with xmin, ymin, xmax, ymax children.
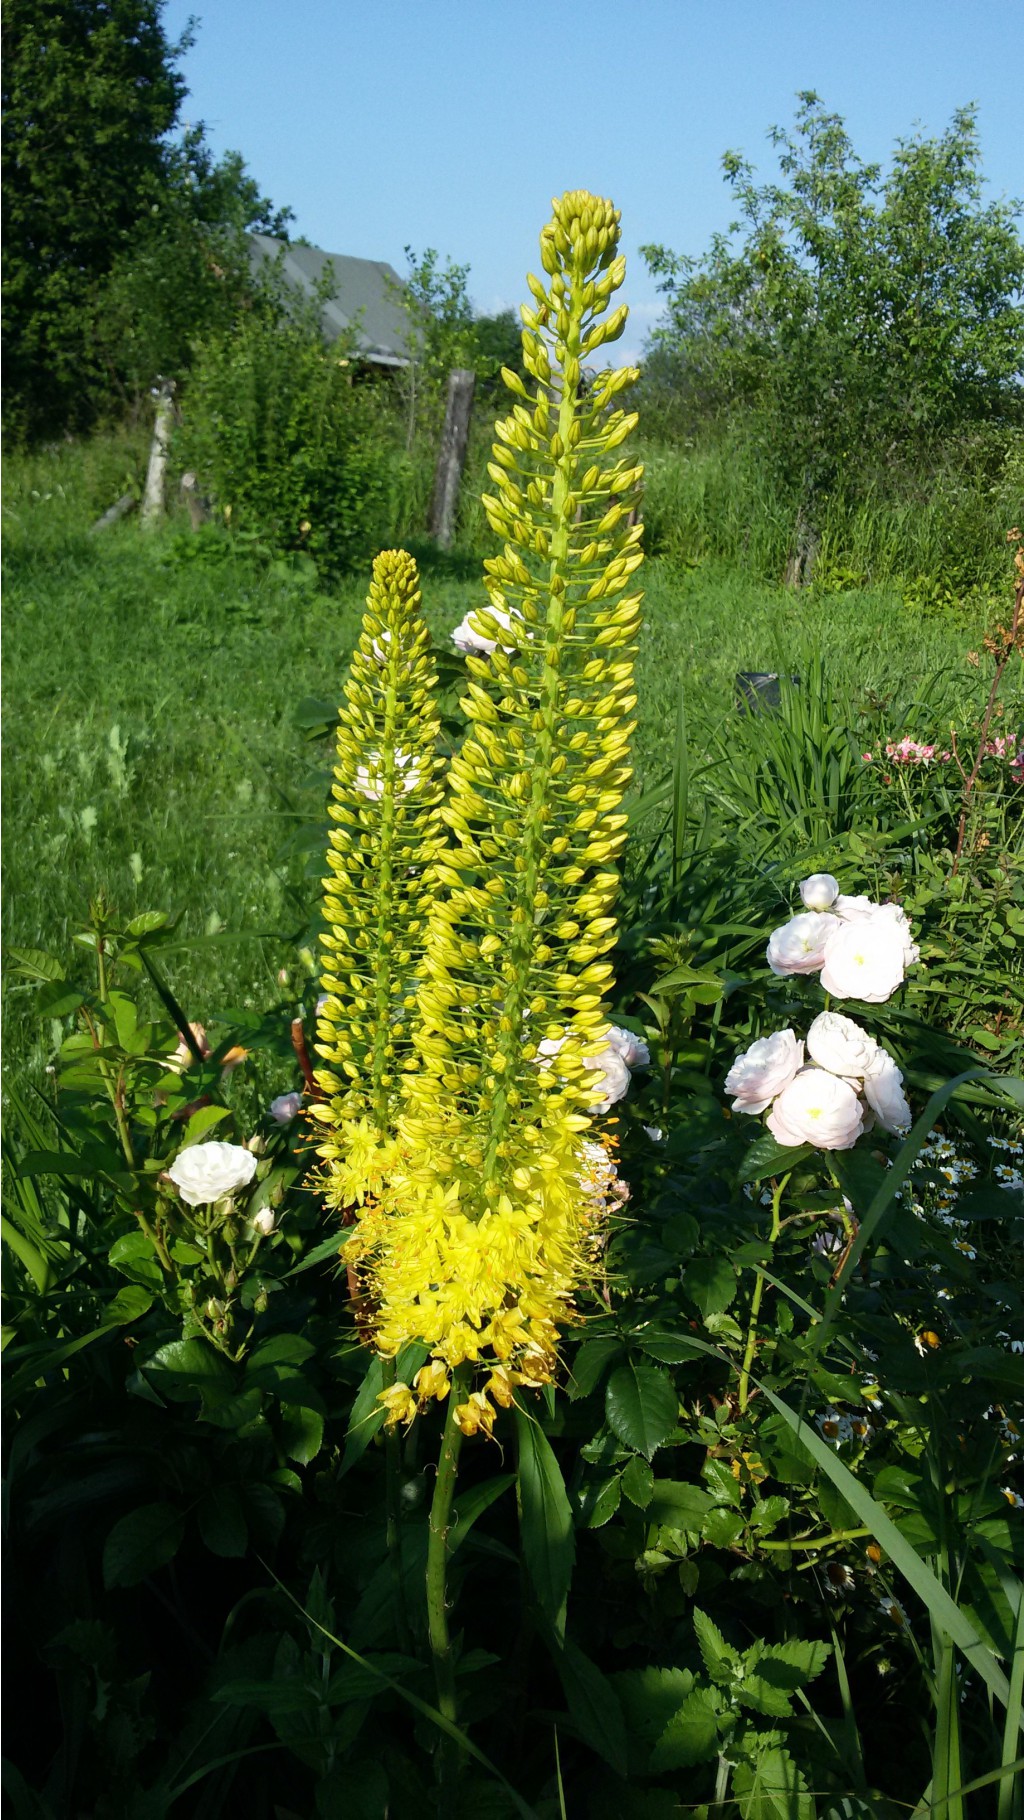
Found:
<box><xmin>611</xmin><ymin>1665</ymin><xmax>694</xmax><ymax>1746</ymax></box>
<box><xmin>693</xmin><ymin>1607</ymin><xmax>742</xmax><ymax>1685</ymax></box>
<box><xmin>731</xmin><ymin>1745</ymin><xmax>815</xmax><ymax>1820</ymax></box>
<box><xmin>647</xmin><ymin>1480</ymin><xmax>714</xmax><ymax>1531</ymax></box>
<box><xmin>649</xmin><ymin>1687</ymin><xmax>721</xmax><ymax>1770</ymax></box>
<box><xmin>103</xmin><ymin>1502</ymin><xmax>184</xmax><ymax>1588</ymax></box>
<box><xmin>605</xmin><ymin>1364</ymin><xmax>678</xmax><ymax>1460</ymax></box>
<box><xmin>567</xmin><ymin>1336</ymin><xmax>625</xmax><ymax>1399</ymax></box>
<box><xmin>740</xmin><ymin>1134</ymin><xmax>813</xmax><ymax>1184</ymax></box>
<box><xmin>278</xmin><ymin>1402</ymin><xmax>324</xmax><ymax>1466</ymax></box>
<box><xmin>621</xmin><ymin>1455</ymin><xmax>655</xmax><ymax>1507</ymax></box>
<box><xmin>684</xmin><ymin>1256</ymin><xmax>737</xmax><ymax>1317</ymax></box>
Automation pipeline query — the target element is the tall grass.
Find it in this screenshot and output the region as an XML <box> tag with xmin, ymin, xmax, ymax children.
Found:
<box><xmin>639</xmin><ymin>429</ymin><xmax>1023</xmax><ymax>595</ymax></box>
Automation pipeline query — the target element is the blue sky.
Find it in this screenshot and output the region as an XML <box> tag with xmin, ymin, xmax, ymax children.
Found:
<box><xmin>162</xmin><ymin>0</ymin><xmax>1021</xmax><ymax>363</ymax></box>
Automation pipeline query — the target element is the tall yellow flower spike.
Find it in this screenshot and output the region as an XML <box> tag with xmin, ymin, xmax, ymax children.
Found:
<box><xmin>310</xmin><ymin>549</ymin><xmax>444</xmax><ymax>1184</ymax></box>
<box><xmin>351</xmin><ymin>193</ymin><xmax>643</xmax><ymax>1411</ymax></box>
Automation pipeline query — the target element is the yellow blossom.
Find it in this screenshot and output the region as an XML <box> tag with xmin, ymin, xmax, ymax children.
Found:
<box><xmin>454</xmin><ymin>1392</ymin><xmax>497</xmax><ymax>1438</ymax></box>
<box><xmin>377</xmin><ymin>1382</ymin><xmax>418</xmax><ymax>1430</ymax></box>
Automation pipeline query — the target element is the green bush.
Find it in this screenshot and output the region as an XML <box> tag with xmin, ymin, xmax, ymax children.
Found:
<box><xmin>178</xmin><ymin>305</ymin><xmax>401</xmax><ymax>578</ymax></box>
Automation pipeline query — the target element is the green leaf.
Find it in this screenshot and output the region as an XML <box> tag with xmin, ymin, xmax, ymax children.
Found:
<box><xmin>605</xmin><ymin>1364</ymin><xmax>678</xmax><ymax>1459</ymax></box>
<box><xmin>108</xmin><ymin>1229</ymin><xmax>164</xmax><ymax>1288</ymax></box>
<box><xmin>683</xmin><ymin>1256</ymin><xmax>737</xmax><ymax>1317</ymax></box>
<box><xmin>731</xmin><ymin>1745</ymin><xmax>815</xmax><ymax>1820</ymax></box>
<box><xmin>567</xmin><ymin>1336</ymin><xmax>625</xmax><ymax>1399</ymax></box>
<box><xmin>103</xmin><ymin>1285</ymin><xmax>153</xmax><ymax>1324</ymax></box>
<box><xmin>514</xmin><ymin>1409</ymin><xmax>575</xmax><ymax>1640</ymax></box>
<box><xmin>739</xmin><ymin>1133</ymin><xmax>813</xmax><ymax>1183</ymax></box>
<box><xmin>738</xmin><ymin>1638</ymin><xmax>830</xmax><ymax>1717</ymax></box>
<box><xmin>277</xmin><ymin>1402</ymin><xmax>324</xmax><ymax>1466</ymax></box>
<box><xmin>649</xmin><ymin>1687</ymin><xmax>721</xmax><ymax>1771</ymax></box>
<box><xmin>647</xmin><ymin>1480</ymin><xmax>714</xmax><ymax>1531</ymax></box>
<box><xmin>635</xmin><ymin>1329</ymin><xmax>704</xmax><ymax>1364</ymax></box>
<box><xmin>144</xmin><ymin>1336</ymin><xmax>236</xmax><ymax>1402</ymax></box>
<box><xmin>127</xmin><ymin>911</ymin><xmax>171</xmax><ymax>938</ymax></box>
<box><xmin>103</xmin><ymin>1502</ymin><xmax>184</xmax><ymax>1588</ymax></box>
<box><xmin>581</xmin><ymin>1474</ymin><xmax>622</xmax><ymax>1529</ymax></box>
<box><xmin>197</xmin><ymin>1486</ymin><xmax>249</xmax><ymax>1557</ymax></box>
<box><xmin>5</xmin><ymin>945</ymin><xmax>66</xmax><ymax>982</ymax></box>
<box><xmin>621</xmin><ymin>1456</ymin><xmax>655</xmax><ymax>1508</ymax></box>
<box><xmin>692</xmin><ymin>1607</ymin><xmax>742</xmax><ymax>1685</ymax></box>
<box><xmin>183</xmin><ymin>1103</ymin><xmax>232</xmax><ymax>1142</ymax></box>
<box><xmin>611</xmin><ymin>1666</ymin><xmax>695</xmax><ymax>1748</ymax></box>
<box><xmin>555</xmin><ymin>1639</ymin><xmax>629</xmax><ymax>1777</ymax></box>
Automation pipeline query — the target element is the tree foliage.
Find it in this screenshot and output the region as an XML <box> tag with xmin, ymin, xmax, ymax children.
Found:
<box><xmin>642</xmin><ymin>96</ymin><xmax>1024</xmax><ymax>514</ymax></box>
<box><xmin>2</xmin><ymin>0</ymin><xmax>289</xmax><ymax>439</ymax></box>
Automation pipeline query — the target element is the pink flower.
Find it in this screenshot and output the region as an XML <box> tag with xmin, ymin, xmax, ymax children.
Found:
<box><xmin>767</xmin><ymin>1068</ymin><xmax>866</xmax><ymax>1150</ymax></box>
<box><xmin>724</xmin><ymin>1029</ymin><xmax>804</xmax><ymax>1114</ymax></box>
<box><xmin>862</xmin><ymin>752</ymin><xmax>873</xmax><ymax>763</ymax></box>
<box><xmin>766</xmin><ymin>912</ymin><xmax>841</xmax><ymax>977</ymax></box>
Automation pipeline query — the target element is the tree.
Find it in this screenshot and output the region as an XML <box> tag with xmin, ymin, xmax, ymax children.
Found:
<box><xmin>2</xmin><ymin>0</ymin><xmax>289</xmax><ymax>438</ymax></box>
<box><xmin>3</xmin><ymin>0</ymin><xmax>186</xmax><ymax>436</ymax></box>
<box><xmin>642</xmin><ymin>97</ymin><xmax>1024</xmax><ymax>569</ymax></box>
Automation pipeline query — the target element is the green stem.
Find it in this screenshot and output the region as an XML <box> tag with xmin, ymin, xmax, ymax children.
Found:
<box><xmin>738</xmin><ymin>1172</ymin><xmax>788</xmax><ymax>1414</ymax></box>
<box><xmin>426</xmin><ymin>1363</ymin><xmax>471</xmax><ymax>1788</ymax></box>
<box><xmin>381</xmin><ymin>1356</ymin><xmax>412</xmax><ymax>1651</ymax></box>
<box><xmin>760</xmin><ymin>1526</ymin><xmax>870</xmax><ymax>1551</ymax></box>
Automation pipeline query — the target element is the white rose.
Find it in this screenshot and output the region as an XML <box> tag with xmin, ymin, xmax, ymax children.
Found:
<box><xmin>451</xmin><ymin>604</ymin><xmax>520</xmax><ymax>656</ymax></box>
<box><xmin>870</xmin><ymin>902</ymin><xmax>920</xmax><ymax>967</ymax></box>
<box><xmin>767</xmin><ymin>912</ymin><xmax>841</xmax><ymax>976</ymax></box>
<box><xmin>766</xmin><ymin>1069</ymin><xmax>865</xmax><ymax>1150</ymax></box>
<box><xmin>800</xmin><ymin>873</ymin><xmax>840</xmax><ymax>912</ymax></box>
<box><xmin>167</xmin><ymin>1140</ymin><xmax>257</xmax><ymax>1208</ymax></box>
<box><xmin>724</xmin><ymin>1028</ymin><xmax>804</xmax><ymax>1114</ymax></box>
<box><xmin>584</xmin><ymin>1047</ymin><xmax>632</xmax><ymax>1112</ymax></box>
<box><xmin>252</xmin><ymin>1207</ymin><xmax>277</xmax><ymax>1236</ymax></box>
<box><xmin>269</xmin><ymin>1091</ymin><xmax>303</xmax><ymax>1125</ymax></box>
<box><xmin>806</xmin><ymin>1011</ymin><xmax>882</xmax><ymax>1079</ymax></box>
<box><xmin>605</xmin><ymin>1025</ymin><xmax>651</xmax><ymax>1069</ymax></box>
<box><xmin>819</xmin><ymin>921</ymin><xmax>906</xmax><ymax>1003</ymax></box>
<box><xmin>832</xmin><ymin>894</ymin><xmax>875</xmax><ymax>923</ymax></box>
<box><xmin>863</xmin><ymin>1050</ymin><xmax>912</xmax><ymax>1134</ymax></box>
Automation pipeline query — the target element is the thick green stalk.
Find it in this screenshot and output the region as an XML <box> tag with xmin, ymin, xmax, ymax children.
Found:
<box><xmin>426</xmin><ymin>1364</ymin><xmax>471</xmax><ymax>1772</ymax></box>
<box><xmin>380</xmin><ymin>1355</ymin><xmax>411</xmax><ymax>1651</ymax></box>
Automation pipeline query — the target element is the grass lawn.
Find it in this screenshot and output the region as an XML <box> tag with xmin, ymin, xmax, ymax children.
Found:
<box><xmin>2</xmin><ymin>469</ymin><xmax>1002</xmax><ymax>1087</ymax></box>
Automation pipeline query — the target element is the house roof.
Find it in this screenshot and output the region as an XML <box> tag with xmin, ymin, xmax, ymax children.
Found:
<box><xmin>248</xmin><ymin>234</ymin><xmax>413</xmax><ymax>367</ymax></box>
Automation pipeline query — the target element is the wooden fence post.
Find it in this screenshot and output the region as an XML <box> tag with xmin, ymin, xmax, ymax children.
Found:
<box><xmin>428</xmin><ymin>368</ymin><xmax>475</xmax><ymax>550</ymax></box>
<box><xmin>140</xmin><ymin>379</ymin><xmax>176</xmax><ymax>530</ymax></box>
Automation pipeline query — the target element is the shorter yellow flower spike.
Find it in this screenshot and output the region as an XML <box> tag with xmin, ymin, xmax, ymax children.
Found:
<box><xmin>378</xmin><ymin>1381</ymin><xmax>418</xmax><ymax>1431</ymax></box>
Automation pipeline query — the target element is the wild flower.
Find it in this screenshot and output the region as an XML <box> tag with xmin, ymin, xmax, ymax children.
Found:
<box><xmin>269</xmin><ymin>1091</ymin><xmax>302</xmax><ymax>1125</ymax></box>
<box><xmin>167</xmin><ymin>1140</ymin><xmax>258</xmax><ymax>1207</ymax></box>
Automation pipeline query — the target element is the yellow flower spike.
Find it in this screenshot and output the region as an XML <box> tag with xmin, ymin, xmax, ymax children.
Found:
<box><xmin>313</xmin><ymin>549</ymin><xmax>445</xmax><ymax>1174</ymax></box>
<box><xmin>315</xmin><ymin>194</ymin><xmax>642</xmax><ymax>1412</ymax></box>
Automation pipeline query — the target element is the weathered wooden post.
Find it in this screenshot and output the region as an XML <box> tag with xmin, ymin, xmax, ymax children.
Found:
<box><xmin>140</xmin><ymin>378</ymin><xmax>176</xmax><ymax>530</ymax></box>
<box><xmin>428</xmin><ymin>367</ymin><xmax>475</xmax><ymax>550</ymax></box>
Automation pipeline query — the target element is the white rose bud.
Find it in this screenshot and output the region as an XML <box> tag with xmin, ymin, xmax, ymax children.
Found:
<box><xmin>800</xmin><ymin>873</ymin><xmax>840</xmax><ymax>912</ymax></box>
<box><xmin>252</xmin><ymin>1207</ymin><xmax>277</xmax><ymax>1236</ymax></box>
<box><xmin>819</xmin><ymin>921</ymin><xmax>906</xmax><ymax>1003</ymax></box>
<box><xmin>766</xmin><ymin>912</ymin><xmax>841</xmax><ymax>977</ymax></box>
<box><xmin>766</xmin><ymin>1068</ymin><xmax>866</xmax><ymax>1150</ymax></box>
<box><xmin>863</xmin><ymin>1049</ymin><xmax>912</xmax><ymax>1134</ymax></box>
<box><xmin>724</xmin><ymin>1028</ymin><xmax>804</xmax><ymax>1114</ymax></box>
<box><xmin>806</xmin><ymin>1011</ymin><xmax>882</xmax><ymax>1079</ymax></box>
<box><xmin>167</xmin><ymin>1141</ymin><xmax>257</xmax><ymax>1208</ymax></box>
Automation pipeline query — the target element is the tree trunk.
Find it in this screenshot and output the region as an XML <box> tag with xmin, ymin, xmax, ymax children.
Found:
<box><xmin>784</xmin><ymin>506</ymin><xmax>820</xmax><ymax>588</ymax></box>
<box><xmin>428</xmin><ymin>368</ymin><xmax>475</xmax><ymax>550</ymax></box>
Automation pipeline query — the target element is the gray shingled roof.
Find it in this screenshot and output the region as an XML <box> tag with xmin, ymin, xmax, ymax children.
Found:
<box><xmin>249</xmin><ymin>234</ymin><xmax>413</xmax><ymax>367</ymax></box>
